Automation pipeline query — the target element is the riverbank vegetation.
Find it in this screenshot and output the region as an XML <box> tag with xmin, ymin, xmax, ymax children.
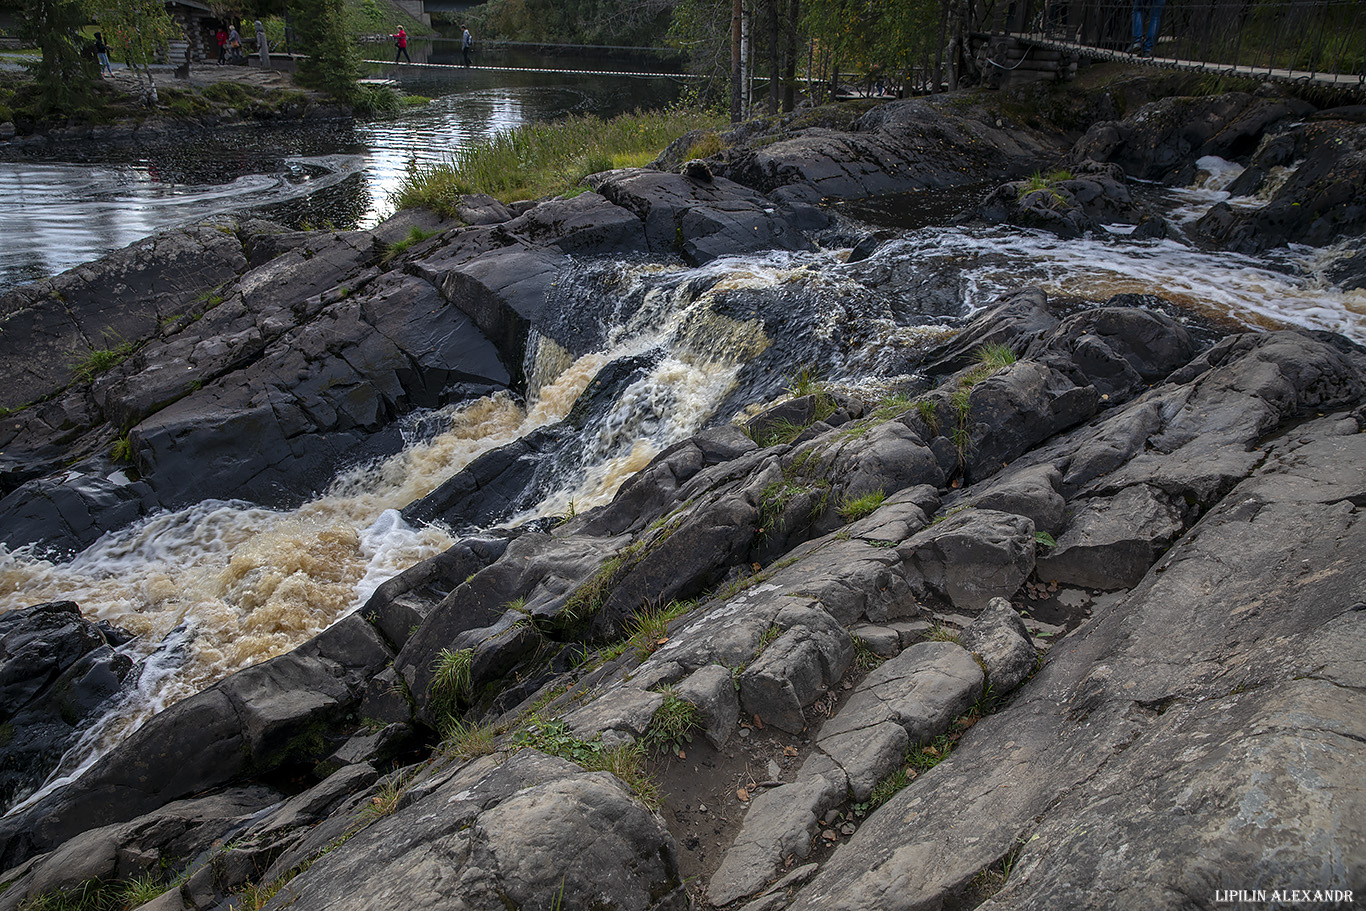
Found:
<box><xmin>0</xmin><ymin>0</ymin><xmax>429</xmax><ymax>126</ymax></box>
<box><xmin>395</xmin><ymin>105</ymin><xmax>727</xmax><ymax>212</ymax></box>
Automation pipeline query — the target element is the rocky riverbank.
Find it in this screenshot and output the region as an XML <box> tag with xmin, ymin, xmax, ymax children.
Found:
<box><xmin>0</xmin><ymin>67</ymin><xmax>349</xmax><ymax>146</ymax></box>
<box><xmin>1</xmin><ymin>79</ymin><xmax>1363</xmax><ymax>910</ymax></box>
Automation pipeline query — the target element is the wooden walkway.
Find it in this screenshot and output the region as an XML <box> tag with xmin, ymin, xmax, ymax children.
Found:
<box><xmin>1003</xmin><ymin>32</ymin><xmax>1365</xmax><ymax>87</ymax></box>
<box><xmin>361</xmin><ymin>60</ymin><xmax>697</xmax><ymax>79</ymax></box>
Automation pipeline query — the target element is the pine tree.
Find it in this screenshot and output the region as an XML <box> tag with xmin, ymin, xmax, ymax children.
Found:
<box><xmin>293</xmin><ymin>0</ymin><xmax>360</xmax><ymax>101</ymax></box>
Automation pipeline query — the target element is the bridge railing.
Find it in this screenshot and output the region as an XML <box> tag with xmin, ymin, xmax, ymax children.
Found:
<box><xmin>978</xmin><ymin>0</ymin><xmax>1366</xmax><ymax>84</ymax></box>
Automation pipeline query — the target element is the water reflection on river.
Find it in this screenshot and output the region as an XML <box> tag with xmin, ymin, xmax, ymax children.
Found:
<box><xmin>0</xmin><ymin>61</ymin><xmax>681</xmax><ymax>292</ymax></box>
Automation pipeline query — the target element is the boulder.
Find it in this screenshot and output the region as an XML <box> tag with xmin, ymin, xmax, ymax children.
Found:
<box><xmin>952</xmin><ymin>360</ymin><xmax>1099</xmax><ymax>483</ymax></box>
<box><xmin>970</xmin><ymin>464</ymin><xmax>1066</xmax><ymax>536</ymax></box>
<box><xmin>707</xmin><ymin>756</ymin><xmax>847</xmax><ymax>907</ymax></box>
<box><xmin>713</xmin><ymin>95</ymin><xmax>1062</xmax><ymax>205</ymax></box>
<box><xmin>256</xmin><ymin>750</ymin><xmax>687</xmax><ymax>911</ymax></box>
<box><xmin>0</xmin><ymin>614</ymin><xmax>391</xmax><ymax>870</ymax></box>
<box><xmin>739</xmin><ymin>601</ymin><xmax>854</xmax><ymax>733</ymax></box>
<box><xmin>1070</xmin><ymin>93</ymin><xmax>1315</xmax><ymax>184</ymax></box>
<box><xmin>0</xmin><ymin>221</ymin><xmax>250</xmax><ymax>412</ymax></box>
<box><xmin>1030</xmin><ymin>306</ymin><xmax>1200</xmax><ymax>403</ymax></box>
<box><xmin>0</xmin><ymin>602</ymin><xmax>134</xmax><ymax>813</ymax></box>
<box><xmin>1036</xmin><ymin>483</ymin><xmax>1188</xmax><ymax>590</ymax></box>
<box><xmin>1193</xmin><ymin>119</ymin><xmax>1366</xmax><ymax>252</ymax></box>
<box><xmin>0</xmin><ymin>786</ymin><xmax>280</xmax><ymax>911</ymax></box>
<box><xmin>503</xmin><ymin>191</ymin><xmax>648</xmax><ymax>256</ymax></box>
<box><xmin>959</xmin><ymin>598</ymin><xmax>1036</xmax><ymax>693</ymax></box>
<box><xmin>673</xmin><ymin>663</ymin><xmax>740</xmax><ymax>749</ymax></box>
<box><xmin>588</xmin><ymin>169</ymin><xmax>816</xmax><ymax>266</ymax></box>
<box><xmin>900</xmin><ymin>510</ymin><xmax>1037</xmax><ymax>613</ymax></box>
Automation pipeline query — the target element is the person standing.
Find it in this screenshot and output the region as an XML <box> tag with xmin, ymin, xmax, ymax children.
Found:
<box><xmin>461</xmin><ymin>25</ymin><xmax>472</xmax><ymax>67</ymax></box>
<box><xmin>94</xmin><ymin>32</ymin><xmax>113</xmax><ymax>76</ymax></box>
<box><xmin>215</xmin><ymin>26</ymin><xmax>227</xmax><ymax>65</ymax></box>
<box><xmin>1129</xmin><ymin>0</ymin><xmax>1166</xmax><ymax>57</ymax></box>
<box><xmin>393</xmin><ymin>26</ymin><xmax>410</xmax><ymax>64</ymax></box>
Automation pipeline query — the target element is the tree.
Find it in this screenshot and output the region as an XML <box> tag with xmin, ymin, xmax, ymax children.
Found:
<box><xmin>292</xmin><ymin>0</ymin><xmax>360</xmax><ymax>101</ymax></box>
<box><xmin>22</xmin><ymin>0</ymin><xmax>97</xmax><ymax>114</ymax></box>
<box><xmin>96</xmin><ymin>0</ymin><xmax>183</xmax><ymax>104</ymax></box>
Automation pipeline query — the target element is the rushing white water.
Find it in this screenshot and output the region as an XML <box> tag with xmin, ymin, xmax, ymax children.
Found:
<box><xmin>2</xmin><ymin>152</ymin><xmax>1363</xmax><ymax>814</ymax></box>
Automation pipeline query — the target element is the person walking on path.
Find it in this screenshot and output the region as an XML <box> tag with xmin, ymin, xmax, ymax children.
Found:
<box><xmin>1129</xmin><ymin>0</ymin><xmax>1166</xmax><ymax>57</ymax></box>
<box><xmin>462</xmin><ymin>26</ymin><xmax>473</xmax><ymax>67</ymax></box>
<box><xmin>215</xmin><ymin>27</ymin><xmax>227</xmax><ymax>65</ymax></box>
<box><xmin>228</xmin><ymin>24</ymin><xmax>243</xmax><ymax>64</ymax></box>
<box><xmin>94</xmin><ymin>32</ymin><xmax>113</xmax><ymax>77</ymax></box>
<box><xmin>393</xmin><ymin>26</ymin><xmax>411</xmax><ymax>64</ymax></box>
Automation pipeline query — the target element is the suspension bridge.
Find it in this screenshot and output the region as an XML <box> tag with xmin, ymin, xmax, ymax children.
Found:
<box><xmin>974</xmin><ymin>0</ymin><xmax>1365</xmax><ymax>88</ymax></box>
<box><xmin>359</xmin><ymin>60</ymin><xmax>698</xmax><ymax>79</ymax></box>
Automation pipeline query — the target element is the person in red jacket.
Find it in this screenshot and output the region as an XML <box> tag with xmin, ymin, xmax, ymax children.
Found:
<box><xmin>215</xmin><ymin>27</ymin><xmax>227</xmax><ymax>65</ymax></box>
<box><xmin>393</xmin><ymin>26</ymin><xmax>410</xmax><ymax>64</ymax></box>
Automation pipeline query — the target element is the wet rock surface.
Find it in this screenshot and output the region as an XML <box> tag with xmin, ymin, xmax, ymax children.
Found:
<box><xmin>1</xmin><ymin>84</ymin><xmax>1365</xmax><ymax>911</ymax></box>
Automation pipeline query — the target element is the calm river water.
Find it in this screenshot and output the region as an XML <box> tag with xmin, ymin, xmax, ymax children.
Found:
<box><xmin>0</xmin><ymin>52</ymin><xmax>682</xmax><ymax>292</ymax></box>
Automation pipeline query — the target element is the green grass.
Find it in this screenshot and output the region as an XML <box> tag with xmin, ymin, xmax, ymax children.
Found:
<box><xmin>16</xmin><ymin>874</ymin><xmax>173</xmax><ymax>911</ymax></box>
<box><xmin>974</xmin><ymin>343</ymin><xmax>1017</xmax><ymax>370</ymax></box>
<box><xmin>72</xmin><ymin>341</ymin><xmax>137</xmax><ymax>383</ymax></box>
<box><xmin>381</xmin><ymin>225</ymin><xmax>439</xmax><ymax>263</ymax></box>
<box><xmin>907</xmin><ymin>732</ymin><xmax>958</xmax><ymax>772</ymax></box>
<box><xmin>439</xmin><ymin>716</ymin><xmax>499</xmax><ymax>760</ymax></box>
<box><xmin>355</xmin><ymin>769</ymin><xmax>413</xmax><ymax>825</ymax></box>
<box><xmin>925</xmin><ymin>624</ymin><xmax>963</xmax><ymax>646</ymax></box>
<box><xmin>851</xmin><ymin>635</ymin><xmax>884</xmax><ymax>671</ymax></box>
<box><xmin>642</xmin><ymin>689</ymin><xmax>701</xmax><ymax>754</ymax></box>
<box><xmin>395</xmin><ymin>106</ymin><xmax>727</xmax><ymax>211</ymax></box>
<box><xmin>871</xmin><ymin>392</ymin><xmax>914</xmax><ymax>422</ymax></box>
<box><xmin>429</xmin><ymin>647</ymin><xmax>473</xmax><ymax>718</ymax></box>
<box><xmin>757</xmin><ymin>623</ymin><xmax>781</xmax><ymax>653</ymax></box>
<box><xmin>109</xmin><ymin>435</ymin><xmax>133</xmax><ymax>463</ymax></box>
<box><xmin>625</xmin><ymin>600</ymin><xmax>693</xmax><ymax>660</ymax></box>
<box><xmin>914</xmin><ymin>399</ymin><xmax>940</xmax><ymax>434</ymax></box>
<box><xmin>838</xmin><ymin>489</ymin><xmax>886</xmax><ymax>522</ymax></box>
<box><xmin>510</xmin><ymin>717</ymin><xmax>659</xmax><ymax>809</ymax></box>
<box><xmin>757</xmin><ymin>417</ymin><xmax>811</xmax><ymax>447</ymax></box>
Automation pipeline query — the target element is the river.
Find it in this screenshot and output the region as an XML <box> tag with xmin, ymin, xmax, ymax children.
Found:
<box><xmin>1</xmin><ymin>73</ymin><xmax>1364</xmax><ymax>814</ymax></box>
<box><xmin>0</xmin><ymin>52</ymin><xmax>682</xmax><ymax>292</ymax></box>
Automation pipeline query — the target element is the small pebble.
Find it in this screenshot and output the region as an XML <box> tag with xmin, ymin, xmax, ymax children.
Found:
<box><xmin>738</xmin><ymin>728</ymin><xmax>751</xmax><ymax>739</ymax></box>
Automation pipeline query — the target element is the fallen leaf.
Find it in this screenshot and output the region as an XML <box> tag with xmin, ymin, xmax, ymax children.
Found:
<box><xmin>783</xmin><ymin>746</ymin><xmax>798</xmax><ymax>757</ymax></box>
<box><xmin>677</xmin><ymin>749</ymin><xmax>686</xmax><ymax>759</ymax></box>
<box><xmin>736</xmin><ymin>788</ymin><xmax>750</xmax><ymax>802</ymax></box>
<box><xmin>752</xmin><ymin>714</ymin><xmax>764</xmax><ymax>730</ymax></box>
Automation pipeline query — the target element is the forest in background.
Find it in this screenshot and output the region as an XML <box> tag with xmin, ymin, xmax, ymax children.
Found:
<box><xmin>463</xmin><ymin>0</ymin><xmax>958</xmax><ymax>115</ymax></box>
